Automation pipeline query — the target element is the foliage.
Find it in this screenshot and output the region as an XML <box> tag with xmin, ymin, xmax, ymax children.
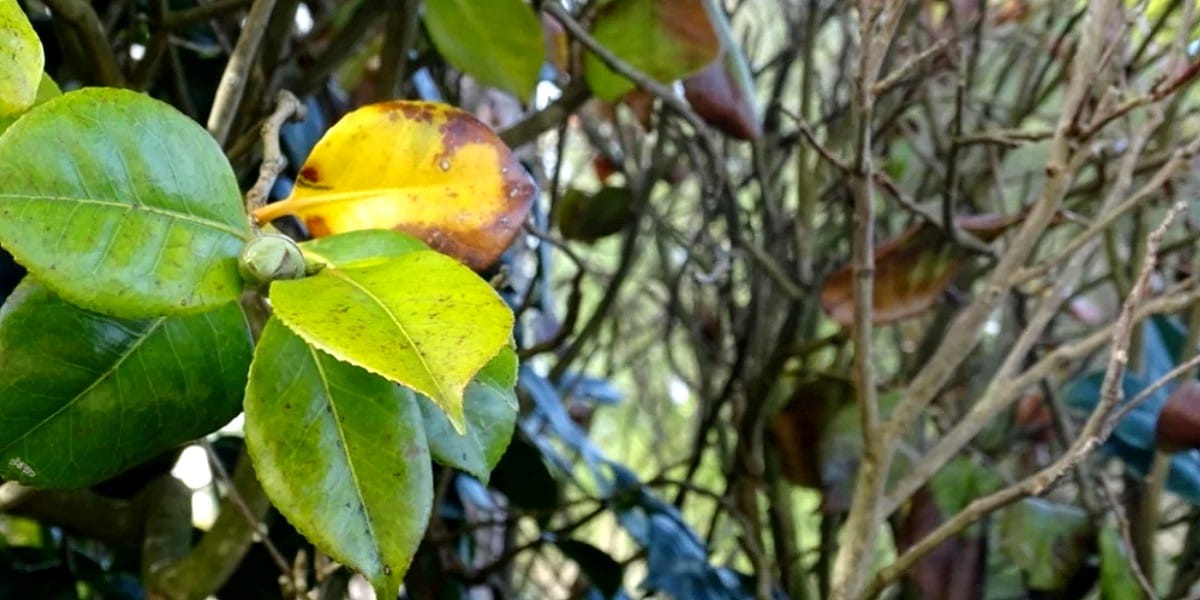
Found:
<box><xmin>5</xmin><ymin>1</ymin><xmax>1200</xmax><ymax>600</ymax></box>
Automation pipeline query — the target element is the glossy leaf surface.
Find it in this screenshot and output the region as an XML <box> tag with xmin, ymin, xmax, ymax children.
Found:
<box><xmin>1157</xmin><ymin>379</ymin><xmax>1200</xmax><ymax>451</ymax></box>
<box><xmin>0</xmin><ymin>89</ymin><xmax>251</xmax><ymax>319</ymax></box>
<box><xmin>0</xmin><ymin>0</ymin><xmax>43</xmax><ymax>117</ymax></box>
<box><xmin>424</xmin><ymin>0</ymin><xmax>545</xmax><ymax>99</ymax></box>
<box><xmin>584</xmin><ymin>0</ymin><xmax>720</xmax><ymax>101</ymax></box>
<box><xmin>269</xmin><ymin>250</ymin><xmax>513</xmax><ymax>429</ymax></box>
<box><xmin>300</xmin><ymin>229</ymin><xmax>427</xmax><ymax>267</ymax></box>
<box><xmin>0</xmin><ymin>279</ymin><xmax>251</xmax><ymax>488</ymax></box>
<box><xmin>253</xmin><ymin>101</ymin><xmax>537</xmax><ymax>270</ymax></box>
<box><xmin>419</xmin><ymin>346</ymin><xmax>518</xmax><ymax>482</ymax></box>
<box><xmin>244</xmin><ymin>319</ymin><xmax>431</xmax><ymax>599</ymax></box>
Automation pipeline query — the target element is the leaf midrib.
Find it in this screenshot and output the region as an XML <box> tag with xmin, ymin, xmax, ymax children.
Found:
<box><xmin>307</xmin><ymin>344</ymin><xmax>386</xmax><ymax>576</ymax></box>
<box><xmin>327</xmin><ymin>268</ymin><xmax>452</xmax><ymax>406</ymax></box>
<box><xmin>0</xmin><ymin>193</ymin><xmax>249</xmax><ymax>239</ymax></box>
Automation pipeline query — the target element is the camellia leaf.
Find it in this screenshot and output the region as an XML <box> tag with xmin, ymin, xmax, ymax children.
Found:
<box><xmin>419</xmin><ymin>346</ymin><xmax>518</xmax><ymax>483</ymax></box>
<box><xmin>584</xmin><ymin>0</ymin><xmax>720</xmax><ymax>101</ymax></box>
<box><xmin>0</xmin><ymin>73</ymin><xmax>59</xmax><ymax>135</ymax></box>
<box><xmin>0</xmin><ymin>88</ymin><xmax>251</xmax><ymax>319</ymax></box>
<box><xmin>998</xmin><ymin>498</ymin><xmax>1092</xmax><ymax>591</ymax></box>
<box><xmin>253</xmin><ymin>101</ymin><xmax>537</xmax><ymax>271</ymax></box>
<box><xmin>300</xmin><ymin>229</ymin><xmax>428</xmax><ymax>268</ymax></box>
<box><xmin>556</xmin><ymin>186</ymin><xmax>636</xmax><ymax>243</ymax></box>
<box><xmin>682</xmin><ymin>0</ymin><xmax>760</xmax><ymax>140</ymax></box>
<box><xmin>269</xmin><ymin>250</ymin><xmax>514</xmax><ymax>430</ymax></box>
<box><xmin>0</xmin><ymin>279</ymin><xmax>251</xmax><ymax>488</ymax></box>
<box><xmin>1098</xmin><ymin>526</ymin><xmax>1142</xmax><ymax>599</ymax></box>
<box><xmin>821</xmin><ymin>213</ymin><xmax>1017</xmax><ymax>327</ymax></box>
<box><xmin>0</xmin><ymin>0</ymin><xmax>43</xmax><ymax>117</ymax></box>
<box><xmin>244</xmin><ymin>319</ymin><xmax>431</xmax><ymax>599</ymax></box>
<box><xmin>424</xmin><ymin>0</ymin><xmax>545</xmax><ymax>99</ymax></box>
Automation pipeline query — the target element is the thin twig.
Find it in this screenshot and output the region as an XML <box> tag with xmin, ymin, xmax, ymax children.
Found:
<box><xmin>207</xmin><ymin>0</ymin><xmax>280</xmax><ymax>145</ymax></box>
<box><xmin>863</xmin><ymin>200</ymin><xmax>1186</xmax><ymax>600</ymax></box>
<box><xmin>245</xmin><ymin>90</ymin><xmax>306</xmax><ymax>216</ymax></box>
<box><xmin>200</xmin><ymin>441</ymin><xmax>294</xmax><ymax>580</ymax></box>
<box><xmin>1097</xmin><ymin>480</ymin><xmax>1161</xmax><ymax>599</ymax></box>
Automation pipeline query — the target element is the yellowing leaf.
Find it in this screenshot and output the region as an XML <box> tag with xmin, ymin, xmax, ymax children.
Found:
<box><xmin>253</xmin><ymin>101</ymin><xmax>537</xmax><ymax>271</ymax></box>
<box><xmin>0</xmin><ymin>0</ymin><xmax>43</xmax><ymax>117</ymax></box>
<box><xmin>269</xmin><ymin>250</ymin><xmax>514</xmax><ymax>430</ymax></box>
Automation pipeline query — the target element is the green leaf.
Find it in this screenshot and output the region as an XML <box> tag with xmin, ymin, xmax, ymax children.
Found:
<box><xmin>0</xmin><ymin>73</ymin><xmax>59</xmax><ymax>135</ymax></box>
<box><xmin>0</xmin><ymin>0</ymin><xmax>44</xmax><ymax>117</ymax></box>
<box><xmin>998</xmin><ymin>498</ymin><xmax>1093</xmax><ymax>591</ymax></box>
<box><xmin>584</xmin><ymin>0</ymin><xmax>720</xmax><ymax>101</ymax></box>
<box><xmin>244</xmin><ymin>319</ymin><xmax>431</xmax><ymax>599</ymax></box>
<box><xmin>419</xmin><ymin>346</ymin><xmax>518</xmax><ymax>482</ymax></box>
<box><xmin>0</xmin><ymin>278</ymin><xmax>251</xmax><ymax>488</ymax></box>
<box><xmin>300</xmin><ymin>229</ymin><xmax>427</xmax><ymax>268</ymax></box>
<box><xmin>0</xmin><ymin>88</ymin><xmax>252</xmax><ymax>319</ymax></box>
<box><xmin>423</xmin><ymin>0</ymin><xmax>545</xmax><ymax>99</ymax></box>
<box><xmin>269</xmin><ymin>250</ymin><xmax>514</xmax><ymax>430</ymax></box>
<box><xmin>1098</xmin><ymin>525</ymin><xmax>1144</xmax><ymax>599</ymax></box>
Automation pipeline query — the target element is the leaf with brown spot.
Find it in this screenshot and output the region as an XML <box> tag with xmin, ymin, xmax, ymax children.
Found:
<box><xmin>1157</xmin><ymin>379</ymin><xmax>1200</xmax><ymax>452</ymax></box>
<box><xmin>253</xmin><ymin>101</ymin><xmax>537</xmax><ymax>271</ymax></box>
<box><xmin>820</xmin><ymin>214</ymin><xmax>1017</xmax><ymax>327</ymax></box>
<box><xmin>584</xmin><ymin>0</ymin><xmax>720</xmax><ymax>101</ymax></box>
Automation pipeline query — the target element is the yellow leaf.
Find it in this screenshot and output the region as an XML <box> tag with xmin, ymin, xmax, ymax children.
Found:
<box><xmin>253</xmin><ymin>101</ymin><xmax>537</xmax><ymax>270</ymax></box>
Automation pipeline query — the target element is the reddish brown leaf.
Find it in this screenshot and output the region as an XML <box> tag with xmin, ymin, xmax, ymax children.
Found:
<box><xmin>620</xmin><ymin>89</ymin><xmax>655</xmax><ymax>130</ymax></box>
<box><xmin>683</xmin><ymin>55</ymin><xmax>760</xmax><ymax>140</ymax></box>
<box><xmin>767</xmin><ymin>378</ymin><xmax>851</xmax><ymax>490</ymax></box>
<box><xmin>1157</xmin><ymin>380</ymin><xmax>1200</xmax><ymax>452</ymax></box>
<box><xmin>820</xmin><ymin>214</ymin><xmax>1017</xmax><ymax>327</ymax></box>
<box><xmin>896</xmin><ymin>487</ymin><xmax>981</xmax><ymax>600</ymax></box>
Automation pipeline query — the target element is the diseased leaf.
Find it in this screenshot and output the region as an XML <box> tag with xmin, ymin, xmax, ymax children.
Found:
<box><xmin>269</xmin><ymin>250</ymin><xmax>513</xmax><ymax>430</ymax></box>
<box><xmin>0</xmin><ymin>0</ymin><xmax>43</xmax><ymax>117</ymax></box>
<box><xmin>821</xmin><ymin>214</ymin><xmax>1016</xmax><ymax>327</ymax></box>
<box><xmin>244</xmin><ymin>319</ymin><xmax>431</xmax><ymax>599</ymax></box>
<box><xmin>0</xmin><ymin>89</ymin><xmax>251</xmax><ymax>319</ymax></box>
<box><xmin>682</xmin><ymin>1</ymin><xmax>760</xmax><ymax>140</ymax></box>
<box><xmin>424</xmin><ymin>0</ymin><xmax>545</xmax><ymax>99</ymax></box>
<box><xmin>253</xmin><ymin>101</ymin><xmax>537</xmax><ymax>271</ymax></box>
<box><xmin>584</xmin><ymin>0</ymin><xmax>720</xmax><ymax>101</ymax></box>
<box><xmin>419</xmin><ymin>346</ymin><xmax>518</xmax><ymax>482</ymax></box>
<box><xmin>0</xmin><ymin>279</ymin><xmax>251</xmax><ymax>488</ymax></box>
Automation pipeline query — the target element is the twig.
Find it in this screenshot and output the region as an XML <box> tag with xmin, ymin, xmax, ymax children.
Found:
<box><xmin>1097</xmin><ymin>480</ymin><xmax>1161</xmax><ymax>600</ymax></box>
<box><xmin>207</xmin><ymin>0</ymin><xmax>279</xmax><ymax>145</ymax></box>
<box><xmin>43</xmin><ymin>0</ymin><xmax>125</xmax><ymax>86</ymax></box>
<box><xmin>244</xmin><ymin>90</ymin><xmax>306</xmax><ymax>216</ymax></box>
<box><xmin>164</xmin><ymin>0</ymin><xmax>252</xmax><ymax>29</ymax></box>
<box><xmin>199</xmin><ymin>441</ymin><xmax>293</xmax><ymax>580</ymax></box>
<box><xmin>863</xmin><ymin>200</ymin><xmax>1187</xmax><ymax>600</ymax></box>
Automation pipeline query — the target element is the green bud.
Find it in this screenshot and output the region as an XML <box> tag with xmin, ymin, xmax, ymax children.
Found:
<box><xmin>238</xmin><ymin>234</ymin><xmax>307</xmax><ymax>287</ymax></box>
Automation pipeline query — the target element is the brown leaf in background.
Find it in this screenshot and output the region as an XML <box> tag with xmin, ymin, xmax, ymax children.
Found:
<box><xmin>1157</xmin><ymin>379</ymin><xmax>1200</xmax><ymax>452</ymax></box>
<box><xmin>820</xmin><ymin>214</ymin><xmax>1017</xmax><ymax>327</ymax></box>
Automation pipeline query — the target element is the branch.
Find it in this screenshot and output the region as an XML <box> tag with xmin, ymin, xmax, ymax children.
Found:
<box><xmin>863</xmin><ymin>201</ymin><xmax>1187</xmax><ymax>600</ymax></box>
<box><xmin>43</xmin><ymin>0</ymin><xmax>125</xmax><ymax>86</ymax></box>
<box><xmin>207</xmin><ymin>0</ymin><xmax>280</xmax><ymax>146</ymax></box>
<box><xmin>245</xmin><ymin>90</ymin><xmax>306</xmax><ymax>216</ymax></box>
